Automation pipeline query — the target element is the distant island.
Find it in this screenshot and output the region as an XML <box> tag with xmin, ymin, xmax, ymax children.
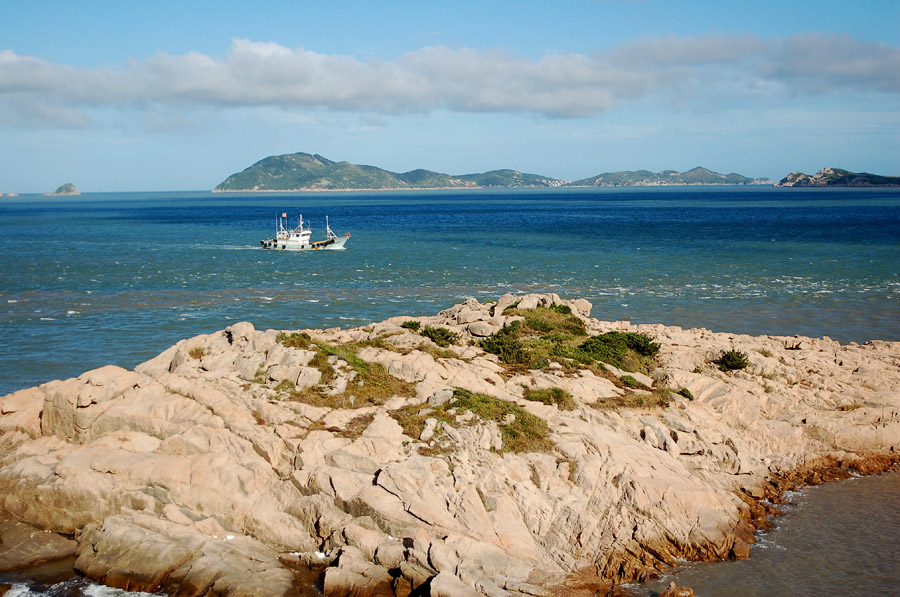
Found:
<box><xmin>43</xmin><ymin>183</ymin><xmax>81</xmax><ymax>196</ymax></box>
<box><xmin>776</xmin><ymin>167</ymin><xmax>900</xmax><ymax>187</ymax></box>
<box><xmin>213</xmin><ymin>152</ymin><xmax>771</xmax><ymax>192</ymax></box>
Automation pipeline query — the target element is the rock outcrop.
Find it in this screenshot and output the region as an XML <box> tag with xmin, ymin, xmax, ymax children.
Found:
<box><xmin>43</xmin><ymin>183</ymin><xmax>81</xmax><ymax>196</ymax></box>
<box><xmin>775</xmin><ymin>167</ymin><xmax>900</xmax><ymax>187</ymax></box>
<box><xmin>1</xmin><ymin>293</ymin><xmax>898</xmax><ymax>595</ymax></box>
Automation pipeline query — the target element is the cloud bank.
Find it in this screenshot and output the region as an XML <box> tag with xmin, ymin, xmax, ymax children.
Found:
<box><xmin>1</xmin><ymin>33</ymin><xmax>897</xmax><ymax>127</ymax></box>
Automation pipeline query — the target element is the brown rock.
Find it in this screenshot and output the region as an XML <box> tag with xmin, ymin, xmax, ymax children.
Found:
<box><xmin>0</xmin><ymin>521</ymin><xmax>77</xmax><ymax>572</ymax></box>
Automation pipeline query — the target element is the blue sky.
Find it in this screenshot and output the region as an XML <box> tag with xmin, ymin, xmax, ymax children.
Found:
<box><xmin>2</xmin><ymin>0</ymin><xmax>898</xmax><ymax>192</ymax></box>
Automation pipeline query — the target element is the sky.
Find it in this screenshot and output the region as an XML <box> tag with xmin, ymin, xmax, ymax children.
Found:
<box><xmin>1</xmin><ymin>0</ymin><xmax>898</xmax><ymax>192</ymax></box>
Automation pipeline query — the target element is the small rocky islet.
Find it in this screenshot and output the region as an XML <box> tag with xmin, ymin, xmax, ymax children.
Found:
<box><xmin>1</xmin><ymin>293</ymin><xmax>898</xmax><ymax>596</ymax></box>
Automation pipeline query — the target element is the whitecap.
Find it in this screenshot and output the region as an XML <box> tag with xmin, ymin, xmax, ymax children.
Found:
<box><xmin>7</xmin><ymin>299</ymin><xmax>18</xmax><ymax>303</ymax></box>
<box><xmin>1</xmin><ymin>583</ymin><xmax>32</xmax><ymax>597</ymax></box>
<box><xmin>40</xmin><ymin>317</ymin><xmax>55</xmax><ymax>321</ymax></box>
<box><xmin>67</xmin><ymin>310</ymin><xmax>80</xmax><ymax>315</ymax></box>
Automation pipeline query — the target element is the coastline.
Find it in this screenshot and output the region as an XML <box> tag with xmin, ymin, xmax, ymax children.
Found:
<box><xmin>1</xmin><ymin>293</ymin><xmax>898</xmax><ymax>595</ymax></box>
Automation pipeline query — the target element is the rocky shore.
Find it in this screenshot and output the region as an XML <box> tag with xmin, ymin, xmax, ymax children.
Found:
<box><xmin>1</xmin><ymin>293</ymin><xmax>898</xmax><ymax>596</ymax></box>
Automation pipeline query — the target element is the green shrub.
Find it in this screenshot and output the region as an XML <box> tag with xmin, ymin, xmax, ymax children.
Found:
<box><xmin>523</xmin><ymin>387</ymin><xmax>576</xmax><ymax>411</ymax></box>
<box><xmin>622</xmin><ymin>332</ymin><xmax>661</xmax><ymax>357</ymax></box>
<box><xmin>421</xmin><ymin>326</ymin><xmax>459</xmax><ymax>347</ymax></box>
<box><xmin>677</xmin><ymin>388</ymin><xmax>694</xmax><ymax>400</ymax></box>
<box><xmin>578</xmin><ymin>334</ymin><xmax>628</xmax><ymax>367</ymax></box>
<box><xmin>577</xmin><ymin>331</ymin><xmax>659</xmax><ymax>368</ymax></box>
<box><xmin>480</xmin><ymin>322</ymin><xmax>530</xmax><ymax>365</ymax></box>
<box><xmin>715</xmin><ymin>349</ymin><xmax>750</xmax><ymax>371</ymax></box>
<box><xmin>401</xmin><ymin>320</ymin><xmax>421</xmax><ymax>331</ymax></box>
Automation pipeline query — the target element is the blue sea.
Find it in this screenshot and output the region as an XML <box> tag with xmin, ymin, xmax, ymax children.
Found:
<box><xmin>2</xmin><ymin>186</ymin><xmax>898</xmax><ymax>397</ymax></box>
<box><xmin>1</xmin><ymin>186</ymin><xmax>899</xmax><ymax>595</ymax></box>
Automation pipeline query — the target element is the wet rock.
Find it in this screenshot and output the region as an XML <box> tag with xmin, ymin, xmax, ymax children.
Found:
<box><xmin>0</xmin><ymin>521</ymin><xmax>77</xmax><ymax>572</ymax></box>
<box><xmin>659</xmin><ymin>581</ymin><xmax>696</xmax><ymax>597</ymax></box>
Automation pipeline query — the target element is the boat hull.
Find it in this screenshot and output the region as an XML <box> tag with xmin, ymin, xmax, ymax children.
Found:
<box><xmin>261</xmin><ymin>235</ymin><xmax>348</xmax><ymax>251</ymax></box>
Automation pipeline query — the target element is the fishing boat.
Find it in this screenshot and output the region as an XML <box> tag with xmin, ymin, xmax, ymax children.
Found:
<box><xmin>260</xmin><ymin>213</ymin><xmax>350</xmax><ymax>251</ymax></box>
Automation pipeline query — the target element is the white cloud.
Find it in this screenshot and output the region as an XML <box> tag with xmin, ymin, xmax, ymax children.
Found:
<box><xmin>0</xmin><ymin>34</ymin><xmax>897</xmax><ymax>126</ymax></box>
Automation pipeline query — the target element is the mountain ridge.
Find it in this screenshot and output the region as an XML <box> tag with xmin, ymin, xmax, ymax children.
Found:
<box><xmin>213</xmin><ymin>152</ymin><xmax>772</xmax><ymax>192</ymax></box>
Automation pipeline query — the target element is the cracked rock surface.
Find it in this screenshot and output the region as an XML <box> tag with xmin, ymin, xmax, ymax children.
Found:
<box><xmin>1</xmin><ymin>293</ymin><xmax>898</xmax><ymax>595</ymax></box>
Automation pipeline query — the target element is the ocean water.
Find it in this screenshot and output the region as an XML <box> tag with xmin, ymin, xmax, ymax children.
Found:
<box><xmin>2</xmin><ymin>186</ymin><xmax>898</xmax><ymax>397</ymax></box>
<box><xmin>1</xmin><ymin>186</ymin><xmax>899</xmax><ymax>595</ymax></box>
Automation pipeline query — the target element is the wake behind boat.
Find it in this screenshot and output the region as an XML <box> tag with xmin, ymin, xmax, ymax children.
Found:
<box><xmin>260</xmin><ymin>213</ymin><xmax>350</xmax><ymax>251</ymax></box>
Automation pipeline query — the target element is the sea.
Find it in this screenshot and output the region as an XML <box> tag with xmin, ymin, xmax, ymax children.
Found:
<box><xmin>1</xmin><ymin>186</ymin><xmax>899</xmax><ymax>595</ymax></box>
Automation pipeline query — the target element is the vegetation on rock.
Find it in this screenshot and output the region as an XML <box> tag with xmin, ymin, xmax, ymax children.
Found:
<box><xmin>420</xmin><ymin>326</ymin><xmax>459</xmax><ymax>348</ymax></box>
<box><xmin>480</xmin><ymin>307</ymin><xmax>659</xmax><ymax>376</ymax></box>
<box><xmin>523</xmin><ymin>387</ymin><xmax>576</xmax><ymax>411</ymax></box>
<box><xmin>446</xmin><ymin>388</ymin><xmax>553</xmax><ymax>453</ymax></box>
<box><xmin>277</xmin><ymin>338</ymin><xmax>415</xmax><ymax>408</ymax></box>
<box><xmin>714</xmin><ymin>349</ymin><xmax>751</xmax><ymax>371</ymax></box>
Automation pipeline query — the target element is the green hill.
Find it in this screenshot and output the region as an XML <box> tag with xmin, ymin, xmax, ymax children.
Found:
<box><xmin>214</xmin><ymin>152</ymin><xmax>773</xmax><ymax>191</ymax></box>
<box><xmin>459</xmin><ymin>169</ymin><xmax>562</xmax><ymax>187</ymax></box>
<box><xmin>214</xmin><ymin>153</ymin><xmax>563</xmax><ymax>191</ymax></box>
<box><xmin>215</xmin><ymin>152</ymin><xmax>477</xmax><ymax>191</ymax></box>
<box><xmin>569</xmin><ymin>166</ymin><xmax>768</xmax><ymax>187</ymax></box>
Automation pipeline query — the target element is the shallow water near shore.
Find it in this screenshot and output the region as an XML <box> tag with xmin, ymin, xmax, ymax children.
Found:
<box><xmin>1</xmin><ymin>186</ymin><xmax>899</xmax><ymax>595</ymax></box>
<box><xmin>636</xmin><ymin>471</ymin><xmax>900</xmax><ymax>597</ymax></box>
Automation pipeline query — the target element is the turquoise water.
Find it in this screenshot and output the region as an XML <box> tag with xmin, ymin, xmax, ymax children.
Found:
<box><xmin>1</xmin><ymin>186</ymin><xmax>899</xmax><ymax>396</ymax></box>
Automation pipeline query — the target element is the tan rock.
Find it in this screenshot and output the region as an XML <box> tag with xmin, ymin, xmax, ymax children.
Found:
<box><xmin>2</xmin><ymin>295</ymin><xmax>899</xmax><ymax>596</ymax></box>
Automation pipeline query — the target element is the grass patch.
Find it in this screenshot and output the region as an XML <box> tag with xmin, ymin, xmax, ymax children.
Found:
<box><xmin>619</xmin><ymin>375</ymin><xmax>646</xmax><ymax>389</ymax></box>
<box><xmin>188</xmin><ymin>346</ymin><xmax>205</xmax><ymax>360</ymax></box>
<box><xmin>515</xmin><ymin>306</ymin><xmax>586</xmax><ymax>336</ymax></box>
<box><xmin>443</xmin><ymin>388</ymin><xmax>553</xmax><ymax>453</ymax></box>
<box><xmin>837</xmin><ymin>402</ymin><xmax>865</xmax><ymax>411</ymax></box>
<box><xmin>757</xmin><ymin>348</ymin><xmax>774</xmax><ymax>358</ymax></box>
<box><xmin>280</xmin><ymin>341</ymin><xmax>415</xmax><ymax>410</ymax></box>
<box><xmin>277</xmin><ymin>331</ymin><xmax>312</xmax><ymax>349</ymax></box>
<box><xmin>501</xmin><ymin>300</ymin><xmax>521</xmax><ymax>314</ymax></box>
<box><xmin>391</xmin><ymin>403</ymin><xmax>454</xmax><ymax>441</ymax></box>
<box><xmin>275</xmin><ymin>379</ymin><xmax>296</xmax><ymax>393</ymax></box>
<box><xmin>714</xmin><ymin>349</ymin><xmax>750</xmax><ymax>371</ymax></box>
<box><xmin>421</xmin><ymin>345</ymin><xmax>458</xmax><ymax>360</ymax></box>
<box><xmin>523</xmin><ymin>387</ymin><xmax>576</xmax><ymax>411</ymax></box>
<box><xmin>593</xmin><ymin>388</ymin><xmax>674</xmax><ymax>410</ymax></box>
<box><xmin>401</xmin><ymin>320</ymin><xmax>421</xmax><ymax>331</ymax></box>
